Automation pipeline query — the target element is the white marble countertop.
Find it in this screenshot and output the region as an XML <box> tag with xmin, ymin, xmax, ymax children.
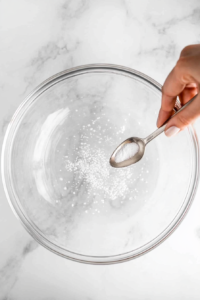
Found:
<box><xmin>1</xmin><ymin>0</ymin><xmax>200</xmax><ymax>299</ymax></box>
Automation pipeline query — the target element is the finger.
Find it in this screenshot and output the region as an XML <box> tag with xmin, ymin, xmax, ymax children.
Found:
<box><xmin>179</xmin><ymin>86</ymin><xmax>198</xmax><ymax>105</ymax></box>
<box><xmin>164</xmin><ymin>93</ymin><xmax>200</xmax><ymax>137</ymax></box>
<box><xmin>157</xmin><ymin>66</ymin><xmax>185</xmax><ymax>127</ymax></box>
<box><xmin>157</xmin><ymin>95</ymin><xmax>177</xmax><ymax>127</ymax></box>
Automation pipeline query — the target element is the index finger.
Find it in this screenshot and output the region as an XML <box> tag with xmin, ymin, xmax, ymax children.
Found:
<box><xmin>157</xmin><ymin>65</ymin><xmax>185</xmax><ymax>127</ymax></box>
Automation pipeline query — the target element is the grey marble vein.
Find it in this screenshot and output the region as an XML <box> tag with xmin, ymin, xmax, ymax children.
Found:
<box><xmin>0</xmin><ymin>240</ymin><xmax>38</xmax><ymax>299</ymax></box>
<box><xmin>60</xmin><ymin>0</ymin><xmax>90</xmax><ymax>19</ymax></box>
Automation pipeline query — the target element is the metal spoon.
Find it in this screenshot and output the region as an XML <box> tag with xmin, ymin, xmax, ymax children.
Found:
<box><xmin>110</xmin><ymin>95</ymin><xmax>197</xmax><ymax>168</ymax></box>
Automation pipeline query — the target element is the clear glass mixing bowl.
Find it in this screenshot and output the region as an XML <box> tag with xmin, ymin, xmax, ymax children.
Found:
<box><xmin>1</xmin><ymin>64</ymin><xmax>199</xmax><ymax>264</ymax></box>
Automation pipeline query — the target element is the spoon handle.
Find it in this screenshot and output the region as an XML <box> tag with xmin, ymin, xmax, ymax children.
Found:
<box><xmin>144</xmin><ymin>94</ymin><xmax>198</xmax><ymax>145</ymax></box>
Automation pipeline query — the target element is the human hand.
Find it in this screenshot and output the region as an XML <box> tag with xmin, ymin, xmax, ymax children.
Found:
<box><xmin>157</xmin><ymin>44</ymin><xmax>200</xmax><ymax>137</ymax></box>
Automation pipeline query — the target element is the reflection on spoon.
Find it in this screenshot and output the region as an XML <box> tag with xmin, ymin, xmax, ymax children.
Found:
<box><xmin>110</xmin><ymin>95</ymin><xmax>197</xmax><ymax>168</ymax></box>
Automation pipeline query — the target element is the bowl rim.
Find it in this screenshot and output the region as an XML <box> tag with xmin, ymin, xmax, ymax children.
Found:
<box><xmin>1</xmin><ymin>63</ymin><xmax>199</xmax><ymax>265</ymax></box>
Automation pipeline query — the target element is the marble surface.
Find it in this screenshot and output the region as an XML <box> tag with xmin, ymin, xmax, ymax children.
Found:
<box><xmin>1</xmin><ymin>0</ymin><xmax>200</xmax><ymax>298</ymax></box>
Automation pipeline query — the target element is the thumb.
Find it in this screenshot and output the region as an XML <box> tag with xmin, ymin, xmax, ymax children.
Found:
<box><xmin>165</xmin><ymin>93</ymin><xmax>200</xmax><ymax>137</ymax></box>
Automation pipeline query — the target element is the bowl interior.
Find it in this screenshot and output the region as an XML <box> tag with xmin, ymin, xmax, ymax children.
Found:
<box><xmin>3</xmin><ymin>66</ymin><xmax>198</xmax><ymax>263</ymax></box>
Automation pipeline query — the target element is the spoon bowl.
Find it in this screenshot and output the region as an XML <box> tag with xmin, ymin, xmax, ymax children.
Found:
<box><xmin>110</xmin><ymin>137</ymin><xmax>145</xmax><ymax>168</ymax></box>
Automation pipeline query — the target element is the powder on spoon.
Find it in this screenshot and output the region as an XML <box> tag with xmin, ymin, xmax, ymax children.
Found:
<box><xmin>114</xmin><ymin>142</ymin><xmax>139</xmax><ymax>163</ymax></box>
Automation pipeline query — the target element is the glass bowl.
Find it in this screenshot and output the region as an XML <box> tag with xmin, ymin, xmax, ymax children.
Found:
<box><xmin>1</xmin><ymin>64</ymin><xmax>199</xmax><ymax>264</ymax></box>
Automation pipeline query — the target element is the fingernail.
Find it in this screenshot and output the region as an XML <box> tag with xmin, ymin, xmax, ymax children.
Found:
<box><xmin>156</xmin><ymin>110</ymin><xmax>161</xmax><ymax>127</ymax></box>
<box><xmin>156</xmin><ymin>118</ymin><xmax>160</xmax><ymax>128</ymax></box>
<box><xmin>165</xmin><ymin>126</ymin><xmax>180</xmax><ymax>137</ymax></box>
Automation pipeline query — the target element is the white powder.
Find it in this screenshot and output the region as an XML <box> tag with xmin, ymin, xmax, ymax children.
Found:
<box><xmin>65</xmin><ymin>143</ymin><xmax>133</xmax><ymax>201</ymax></box>
<box><xmin>115</xmin><ymin>142</ymin><xmax>139</xmax><ymax>163</ymax></box>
